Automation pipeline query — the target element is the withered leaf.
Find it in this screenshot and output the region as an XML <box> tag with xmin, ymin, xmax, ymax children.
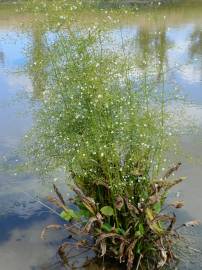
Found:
<box><xmin>148</xmin><ymin>194</ymin><xmax>160</xmax><ymax>205</ymax></box>
<box><xmin>152</xmin><ymin>178</ymin><xmax>185</xmax><ymax>192</ymax></box>
<box><xmin>184</xmin><ymin>220</ymin><xmax>200</xmax><ymax>227</ymax></box>
<box><xmin>53</xmin><ymin>184</ymin><xmax>66</xmax><ymax>206</ymax></box>
<box><xmin>126</xmin><ymin>239</ymin><xmax>137</xmax><ymax>270</ymax></box>
<box><xmin>58</xmin><ymin>242</ymin><xmax>68</xmax><ymax>265</ymax></box>
<box><xmin>75</xmin><ymin>240</ymin><xmax>88</xmax><ymax>248</ymax></box>
<box><xmin>163</xmin><ymin>162</ymin><xmax>182</xmax><ymax>179</ymax></box>
<box><xmin>125</xmin><ymin>198</ymin><xmax>139</xmax><ymax>216</ymax></box>
<box><xmin>84</xmin><ymin>217</ymin><xmax>98</xmax><ymax>233</ymax></box>
<box><xmin>100</xmin><ymin>240</ymin><xmax>107</xmax><ymax>257</ymax></box>
<box><xmin>84</xmin><ymin>212</ymin><xmax>103</xmax><ymax>233</ymax></box>
<box><xmin>119</xmin><ymin>241</ymin><xmax>126</xmax><ymax>263</ymax></box>
<box><xmin>115</xmin><ymin>196</ymin><xmax>124</xmax><ymax>210</ymax></box>
<box><xmin>96</xmin><ymin>233</ymin><xmax>128</xmax><ymax>246</ymax></box>
<box><xmin>170</xmin><ymin>200</ymin><xmax>184</xmax><ymax>209</ymax></box>
<box><xmin>157</xmin><ymin>249</ymin><xmax>167</xmax><ymax>268</ymax></box>
<box><xmin>41</xmin><ymin>224</ymin><xmax>62</xmax><ymax>240</ymax></box>
<box><xmin>73</xmin><ymin>187</ymin><xmax>97</xmax><ymax>215</ymax></box>
<box><xmin>47</xmin><ymin>196</ymin><xmax>69</xmax><ymax>213</ymax></box>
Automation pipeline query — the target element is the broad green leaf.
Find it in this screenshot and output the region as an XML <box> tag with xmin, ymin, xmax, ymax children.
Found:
<box><xmin>60</xmin><ymin>209</ymin><xmax>78</xmax><ymax>221</ymax></box>
<box><xmin>100</xmin><ymin>206</ymin><xmax>114</xmax><ymax>216</ymax></box>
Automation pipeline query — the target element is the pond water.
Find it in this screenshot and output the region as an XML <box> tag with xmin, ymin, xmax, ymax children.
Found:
<box><xmin>0</xmin><ymin>2</ymin><xmax>202</xmax><ymax>269</ymax></box>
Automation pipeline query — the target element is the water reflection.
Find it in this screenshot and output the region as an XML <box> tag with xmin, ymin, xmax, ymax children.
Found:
<box><xmin>0</xmin><ymin>50</ymin><xmax>5</xmax><ymax>66</ymax></box>
<box><xmin>0</xmin><ymin>3</ymin><xmax>202</xmax><ymax>270</ymax></box>
<box><xmin>189</xmin><ymin>27</ymin><xmax>202</xmax><ymax>82</ymax></box>
<box><xmin>30</xmin><ymin>27</ymin><xmax>47</xmax><ymax>99</ymax></box>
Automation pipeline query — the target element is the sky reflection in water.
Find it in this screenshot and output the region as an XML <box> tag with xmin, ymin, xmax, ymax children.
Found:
<box><xmin>0</xmin><ymin>5</ymin><xmax>202</xmax><ymax>269</ymax></box>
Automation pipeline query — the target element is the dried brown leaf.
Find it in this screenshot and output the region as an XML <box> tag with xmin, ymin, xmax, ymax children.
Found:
<box><xmin>119</xmin><ymin>242</ymin><xmax>126</xmax><ymax>263</ymax></box>
<box><xmin>73</xmin><ymin>187</ymin><xmax>97</xmax><ymax>214</ymax></box>
<box><xmin>155</xmin><ymin>214</ymin><xmax>175</xmax><ymax>223</ymax></box>
<box><xmin>75</xmin><ymin>240</ymin><xmax>88</xmax><ymax>248</ymax></box>
<box><xmin>153</xmin><ymin>178</ymin><xmax>184</xmax><ymax>192</ymax></box>
<box><xmin>127</xmin><ymin>240</ymin><xmax>137</xmax><ymax>270</ymax></box>
<box><xmin>184</xmin><ymin>220</ymin><xmax>200</xmax><ymax>227</ymax></box>
<box><xmin>115</xmin><ymin>196</ymin><xmax>124</xmax><ymax>211</ymax></box>
<box><xmin>58</xmin><ymin>242</ymin><xmax>69</xmax><ymax>265</ymax></box>
<box><xmin>53</xmin><ymin>184</ymin><xmax>66</xmax><ymax>206</ymax></box>
<box><xmin>47</xmin><ymin>196</ymin><xmax>69</xmax><ymax>213</ymax></box>
<box><xmin>100</xmin><ymin>240</ymin><xmax>107</xmax><ymax>257</ymax></box>
<box><xmin>41</xmin><ymin>224</ymin><xmax>62</xmax><ymax>240</ymax></box>
<box><xmin>167</xmin><ymin>213</ymin><xmax>176</xmax><ymax>232</ymax></box>
<box><xmin>84</xmin><ymin>217</ymin><xmax>98</xmax><ymax>233</ymax></box>
<box><xmin>148</xmin><ymin>194</ymin><xmax>160</xmax><ymax>205</ymax></box>
<box><xmin>96</xmin><ymin>233</ymin><xmax>128</xmax><ymax>246</ymax></box>
<box><xmin>170</xmin><ymin>200</ymin><xmax>184</xmax><ymax>209</ymax></box>
<box><xmin>125</xmin><ymin>198</ymin><xmax>139</xmax><ymax>216</ymax></box>
<box><xmin>163</xmin><ymin>162</ymin><xmax>182</xmax><ymax>179</ymax></box>
<box><xmin>157</xmin><ymin>249</ymin><xmax>167</xmax><ymax>268</ymax></box>
<box><xmin>94</xmin><ymin>180</ymin><xmax>109</xmax><ymax>190</ymax></box>
<box><xmin>96</xmin><ymin>212</ymin><xmax>104</xmax><ymax>222</ymax></box>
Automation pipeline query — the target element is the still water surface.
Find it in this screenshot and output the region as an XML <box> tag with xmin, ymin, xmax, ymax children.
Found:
<box><xmin>0</xmin><ymin>3</ymin><xmax>202</xmax><ymax>269</ymax></box>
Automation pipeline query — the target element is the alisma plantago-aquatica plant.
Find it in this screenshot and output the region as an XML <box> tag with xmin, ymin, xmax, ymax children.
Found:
<box><xmin>23</xmin><ymin>1</ymin><xmax>191</xmax><ymax>269</ymax></box>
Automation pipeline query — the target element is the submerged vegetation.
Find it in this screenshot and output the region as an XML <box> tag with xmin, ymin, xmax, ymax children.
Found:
<box><xmin>22</xmin><ymin>1</ymin><xmax>195</xmax><ymax>269</ymax></box>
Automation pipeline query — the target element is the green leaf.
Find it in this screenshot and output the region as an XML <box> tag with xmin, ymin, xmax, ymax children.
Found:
<box><xmin>138</xmin><ymin>223</ymin><xmax>145</xmax><ymax>235</ymax></box>
<box><xmin>101</xmin><ymin>223</ymin><xmax>112</xmax><ymax>232</ymax></box>
<box><xmin>78</xmin><ymin>209</ymin><xmax>91</xmax><ymax>218</ymax></box>
<box><xmin>135</xmin><ymin>231</ymin><xmax>142</xmax><ymax>237</ymax></box>
<box><xmin>115</xmin><ymin>228</ymin><xmax>125</xmax><ymax>235</ymax></box>
<box><xmin>100</xmin><ymin>206</ymin><xmax>114</xmax><ymax>216</ymax></box>
<box><xmin>60</xmin><ymin>209</ymin><xmax>78</xmax><ymax>221</ymax></box>
<box><xmin>153</xmin><ymin>202</ymin><xmax>161</xmax><ymax>213</ymax></box>
<box><xmin>136</xmin><ymin>242</ymin><xmax>142</xmax><ymax>255</ymax></box>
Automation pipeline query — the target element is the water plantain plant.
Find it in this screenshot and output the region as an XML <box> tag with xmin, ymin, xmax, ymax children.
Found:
<box><xmin>23</xmin><ymin>1</ymin><xmax>192</xmax><ymax>269</ymax></box>
<box><xmin>45</xmin><ymin>165</ymin><xmax>185</xmax><ymax>269</ymax></box>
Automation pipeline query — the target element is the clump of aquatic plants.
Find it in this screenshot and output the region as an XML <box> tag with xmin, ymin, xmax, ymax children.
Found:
<box><xmin>46</xmin><ymin>166</ymin><xmax>184</xmax><ymax>270</ymax></box>
<box><xmin>23</xmin><ymin>1</ymin><xmax>189</xmax><ymax>269</ymax></box>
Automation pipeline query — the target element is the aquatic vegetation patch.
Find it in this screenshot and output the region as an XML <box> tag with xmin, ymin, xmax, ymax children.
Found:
<box><xmin>46</xmin><ymin>170</ymin><xmax>185</xmax><ymax>269</ymax></box>
<box><xmin>22</xmin><ymin>1</ymin><xmax>195</xmax><ymax>269</ymax></box>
